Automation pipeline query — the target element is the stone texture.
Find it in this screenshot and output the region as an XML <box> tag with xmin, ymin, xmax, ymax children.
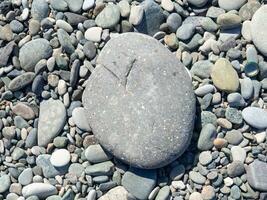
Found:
<box><xmin>246</xmin><ymin>160</ymin><xmax>267</xmax><ymax>191</ymax></box>
<box><xmin>82</xmin><ymin>32</ymin><xmax>195</xmax><ymax>169</ymax></box>
<box><xmin>38</xmin><ymin>99</ymin><xmax>66</xmax><ymax>147</ymax></box>
<box><xmin>98</xmin><ymin>186</ymin><xmax>131</xmax><ymax>200</ymax></box>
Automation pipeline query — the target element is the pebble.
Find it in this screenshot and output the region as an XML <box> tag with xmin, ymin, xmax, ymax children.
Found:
<box><xmin>85</xmin><ymin>161</ymin><xmax>114</xmax><ymax>176</ymax></box>
<box><xmin>227</xmin><ymin>161</ymin><xmax>245</xmax><ymax>178</ymax></box>
<box><xmin>12</xmin><ymin>103</ymin><xmax>35</xmax><ymax>120</ymax></box>
<box><xmin>242</xmin><ymin>107</ymin><xmax>267</xmax><ymax>129</ymax></box>
<box><xmin>230</xmin><ymin>185</ymin><xmax>241</xmax><ymax>199</ymax></box>
<box><xmin>83</xmin><ymin>32</ymin><xmax>195</xmax><ymax>169</ymax></box>
<box><xmin>240</xmin><ymin>77</ymin><xmax>253</xmax><ymax>100</ymax></box>
<box><xmin>211</xmin><ymin>58</ymin><xmax>239</xmax><ymax>93</ymax></box>
<box><xmin>19</xmin><ymin>38</ymin><xmax>52</xmax><ymax>71</ymax></box>
<box><xmin>246</xmin><ymin>160</ymin><xmax>267</xmax><ymax>191</ymax></box>
<box><xmin>189</xmin><ymin>171</ymin><xmax>206</xmax><ymax>184</ymax></box>
<box><xmin>9</xmin><ymin>72</ymin><xmax>35</xmax><ymax>91</ymax></box>
<box><xmin>85</xmin><ymin>144</ymin><xmax>112</xmax><ymax>163</ymax></box>
<box><xmin>155</xmin><ymin>186</ymin><xmax>170</xmax><ymax>200</ymax></box>
<box><xmin>190</xmin><ymin>60</ymin><xmax>213</xmax><ymax>79</ymax></box>
<box><xmin>166</xmin><ymin>13</ymin><xmax>182</xmax><ymax>33</ymax></box>
<box><xmin>239</xmin><ymin>1</ymin><xmax>261</xmax><ymax>21</ymax></box>
<box><xmin>50</xmin><ymin>0</ymin><xmax>68</xmax><ymax>11</ymax></box>
<box><xmin>38</xmin><ymin>99</ymin><xmax>66</xmax><ymax>147</ymax></box>
<box><xmin>198</xmin><ymin>124</ymin><xmax>217</xmax><ymax>151</ymax></box>
<box><xmin>98</xmin><ymin>186</ymin><xmax>130</xmax><ymax>200</ymax></box>
<box><xmin>241</xmin><ymin>20</ymin><xmax>252</xmax><ymax>42</ymax></box>
<box><xmin>231</xmin><ymin>146</ymin><xmax>246</xmax><ymax>163</ymax></box>
<box><xmin>50</xmin><ymin>149</ymin><xmax>71</xmax><ymax>167</ymax></box>
<box><xmin>72</xmin><ymin>107</ymin><xmax>91</xmax><ymax>131</ymax></box>
<box><xmin>161</xmin><ymin>0</ymin><xmax>174</xmax><ymax>12</ymax></box>
<box><xmin>0</xmin><ymin>174</ymin><xmax>11</xmax><ymax>193</ymax></box>
<box><xmin>22</xmin><ymin>183</ymin><xmax>57</xmax><ymax>199</ymax></box>
<box><xmin>129</xmin><ymin>6</ymin><xmax>144</xmax><ymax>26</ymax></box>
<box><xmin>225</xmin><ymin>130</ymin><xmax>243</xmax><ymax>145</ymax></box>
<box><xmin>31</xmin><ymin>0</ymin><xmax>49</xmax><ymax>21</ymax></box>
<box><xmin>176</xmin><ymin>24</ymin><xmax>195</xmax><ymax>41</ymax></box>
<box><xmin>135</xmin><ymin>0</ymin><xmax>164</xmax><ymax>36</ymax></box>
<box><xmin>83</xmin><ymin>0</ymin><xmax>95</xmax><ymax>11</ymax></box>
<box><xmin>122</xmin><ymin>168</ymin><xmax>156</xmax><ymax>200</ymax></box>
<box><xmin>201</xmin><ymin>186</ymin><xmax>215</xmax><ymax>200</ymax></box>
<box><xmin>64</xmin><ymin>0</ymin><xmax>83</xmax><ymax>13</ymax></box>
<box><xmin>95</xmin><ymin>4</ymin><xmax>120</xmax><ymax>29</ymax></box>
<box><xmin>18</xmin><ymin>168</ymin><xmax>33</xmax><ymax>186</ymax></box>
<box><xmin>57</xmin><ymin>28</ymin><xmax>75</xmax><ymax>54</ymax></box>
<box><xmin>199</xmin><ymin>151</ymin><xmax>212</xmax><ymax>166</ymax></box>
<box><xmin>85</xmin><ymin>27</ymin><xmax>102</xmax><ymax>42</ymax></box>
<box><xmin>83</xmin><ymin>41</ymin><xmax>96</xmax><ymax>60</ymax></box>
<box><xmin>225</xmin><ymin>107</ymin><xmax>243</xmax><ymax>125</ymax></box>
<box><xmin>218</xmin><ymin>0</ymin><xmax>246</xmax><ymax>11</ymax></box>
<box><xmin>169</xmin><ymin>164</ymin><xmax>185</xmax><ymax>180</ymax></box>
<box><xmin>189</xmin><ymin>192</ymin><xmax>203</xmax><ymax>200</ymax></box>
<box><xmin>56</xmin><ymin>20</ymin><xmax>73</xmax><ymax>33</ymax></box>
<box><xmin>87</xmin><ymin>189</ymin><xmax>96</xmax><ymax>200</ymax></box>
<box><xmin>227</xmin><ymin>93</ymin><xmax>246</xmax><ymax>107</ymax></box>
<box><xmin>0</xmin><ymin>41</ymin><xmax>15</xmax><ymax>67</ymax></box>
<box><xmin>0</xmin><ymin>24</ymin><xmax>13</xmax><ymax>41</ymax></box>
<box><xmin>187</xmin><ymin>0</ymin><xmax>209</xmax><ymax>8</ymax></box>
<box><xmin>251</xmin><ymin>5</ymin><xmax>267</xmax><ymax>57</ymax></box>
<box><xmin>195</xmin><ymin>84</ymin><xmax>215</xmax><ymax>97</ymax></box>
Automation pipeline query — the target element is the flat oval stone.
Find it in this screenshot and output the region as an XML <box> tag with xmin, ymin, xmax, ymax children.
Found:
<box><xmin>50</xmin><ymin>149</ymin><xmax>70</xmax><ymax>167</ymax></box>
<box><xmin>242</xmin><ymin>107</ymin><xmax>267</xmax><ymax>129</ymax></box>
<box><xmin>82</xmin><ymin>33</ymin><xmax>195</xmax><ymax>169</ymax></box>
<box><xmin>8</xmin><ymin>72</ymin><xmax>35</xmax><ymax>92</ymax></box>
<box><xmin>22</xmin><ymin>183</ymin><xmax>57</xmax><ymax>199</ymax></box>
<box><xmin>251</xmin><ymin>5</ymin><xmax>267</xmax><ymax>57</ymax></box>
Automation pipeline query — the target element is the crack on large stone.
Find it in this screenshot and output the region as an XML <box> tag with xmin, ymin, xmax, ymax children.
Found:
<box><xmin>124</xmin><ymin>58</ymin><xmax>137</xmax><ymax>91</ymax></box>
<box><xmin>101</xmin><ymin>64</ymin><xmax>120</xmax><ymax>83</ymax></box>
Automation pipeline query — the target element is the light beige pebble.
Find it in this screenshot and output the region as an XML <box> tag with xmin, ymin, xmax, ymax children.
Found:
<box><xmin>85</xmin><ymin>27</ymin><xmax>102</xmax><ymax>42</ymax></box>
<box><xmin>161</xmin><ymin>0</ymin><xmax>174</xmax><ymax>12</ymax></box>
<box><xmin>129</xmin><ymin>5</ymin><xmax>144</xmax><ymax>26</ymax></box>
<box><xmin>56</xmin><ymin>20</ymin><xmax>73</xmax><ymax>32</ymax></box>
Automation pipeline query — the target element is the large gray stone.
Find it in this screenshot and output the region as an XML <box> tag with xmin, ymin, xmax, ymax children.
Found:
<box><xmin>82</xmin><ymin>32</ymin><xmax>195</xmax><ymax>169</ymax></box>
<box><xmin>19</xmin><ymin>39</ymin><xmax>52</xmax><ymax>71</ymax></box>
<box><xmin>251</xmin><ymin>5</ymin><xmax>267</xmax><ymax>57</ymax></box>
<box><xmin>31</xmin><ymin>0</ymin><xmax>49</xmax><ymax>21</ymax></box>
<box><xmin>246</xmin><ymin>160</ymin><xmax>267</xmax><ymax>191</ymax></box>
<box><xmin>38</xmin><ymin>99</ymin><xmax>66</xmax><ymax>147</ymax></box>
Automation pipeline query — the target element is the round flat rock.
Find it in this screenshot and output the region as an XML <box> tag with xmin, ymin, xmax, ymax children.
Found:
<box><xmin>82</xmin><ymin>33</ymin><xmax>195</xmax><ymax>169</ymax></box>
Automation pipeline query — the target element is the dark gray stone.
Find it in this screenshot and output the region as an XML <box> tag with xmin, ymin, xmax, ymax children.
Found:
<box><xmin>64</xmin><ymin>12</ymin><xmax>87</xmax><ymax>26</ymax></box>
<box><xmin>135</xmin><ymin>0</ymin><xmax>165</xmax><ymax>36</ymax></box>
<box><xmin>19</xmin><ymin>39</ymin><xmax>52</xmax><ymax>71</ymax></box>
<box><xmin>8</xmin><ymin>72</ymin><xmax>35</xmax><ymax>91</ymax></box>
<box><xmin>57</xmin><ymin>29</ymin><xmax>75</xmax><ymax>54</ymax></box>
<box><xmin>122</xmin><ymin>168</ymin><xmax>157</xmax><ymax>200</ymax></box>
<box><xmin>82</xmin><ymin>32</ymin><xmax>195</xmax><ymax>169</ymax></box>
<box><xmin>227</xmin><ymin>161</ymin><xmax>245</xmax><ymax>178</ymax></box>
<box><xmin>83</xmin><ymin>41</ymin><xmax>96</xmax><ymax>60</ymax></box>
<box><xmin>246</xmin><ymin>160</ymin><xmax>267</xmax><ymax>191</ymax></box>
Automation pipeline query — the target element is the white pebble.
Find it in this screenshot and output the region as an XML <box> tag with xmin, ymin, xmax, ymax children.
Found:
<box><xmin>129</xmin><ymin>5</ymin><xmax>144</xmax><ymax>26</ymax></box>
<box><xmin>85</xmin><ymin>27</ymin><xmax>102</xmax><ymax>42</ymax></box>
<box><xmin>83</xmin><ymin>0</ymin><xmax>95</xmax><ymax>11</ymax></box>
<box><xmin>50</xmin><ymin>149</ymin><xmax>71</xmax><ymax>167</ymax></box>
<box><xmin>161</xmin><ymin>0</ymin><xmax>174</xmax><ymax>12</ymax></box>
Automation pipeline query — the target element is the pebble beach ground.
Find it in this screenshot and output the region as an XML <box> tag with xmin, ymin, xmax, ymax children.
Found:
<box><xmin>0</xmin><ymin>0</ymin><xmax>267</xmax><ymax>200</ymax></box>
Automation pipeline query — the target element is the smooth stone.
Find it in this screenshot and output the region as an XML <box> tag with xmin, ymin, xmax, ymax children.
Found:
<box><xmin>225</xmin><ymin>130</ymin><xmax>243</xmax><ymax>145</ymax></box>
<box><xmin>36</xmin><ymin>154</ymin><xmax>66</xmax><ymax>178</ymax></box>
<box><xmin>240</xmin><ymin>77</ymin><xmax>253</xmax><ymax>100</ymax></box>
<box><xmin>0</xmin><ymin>41</ymin><xmax>15</xmax><ymax>66</ymax></box>
<box><xmin>122</xmin><ymin>168</ymin><xmax>156</xmax><ymax>200</ymax></box>
<box><xmin>231</xmin><ymin>146</ymin><xmax>246</xmax><ymax>163</ymax></box>
<box><xmin>50</xmin><ymin>149</ymin><xmax>70</xmax><ymax>167</ymax></box>
<box><xmin>218</xmin><ymin>0</ymin><xmax>246</xmax><ymax>11</ymax></box>
<box><xmin>95</xmin><ymin>4</ymin><xmax>120</xmax><ymax>29</ymax></box>
<box><xmin>166</xmin><ymin>13</ymin><xmax>182</xmax><ymax>33</ymax></box>
<box><xmin>246</xmin><ymin>160</ymin><xmax>267</xmax><ymax>191</ymax></box>
<box><xmin>118</xmin><ymin>0</ymin><xmax>130</xmax><ymax>17</ymax></box>
<box><xmin>239</xmin><ymin>1</ymin><xmax>261</xmax><ymax>21</ymax></box>
<box><xmin>68</xmin><ymin>163</ymin><xmax>84</xmax><ymax>177</ymax></box>
<box><xmin>0</xmin><ymin>24</ymin><xmax>13</xmax><ymax>41</ymax></box>
<box><xmin>155</xmin><ymin>186</ymin><xmax>170</xmax><ymax>200</ymax></box>
<box><xmin>38</xmin><ymin>99</ymin><xmax>66</xmax><ymax>146</ymax></box>
<box><xmin>83</xmin><ymin>0</ymin><xmax>95</xmax><ymax>10</ymax></box>
<box><xmin>85</xmin><ymin>27</ymin><xmax>102</xmax><ymax>42</ymax></box>
<box><xmin>18</xmin><ymin>168</ymin><xmax>33</xmax><ymax>186</ymax></box>
<box><xmin>12</xmin><ymin>103</ymin><xmax>35</xmax><ymax>120</ymax></box>
<box><xmin>187</xmin><ymin>0</ymin><xmax>209</xmax><ymax>7</ymax></box>
<box><xmin>64</xmin><ymin>0</ymin><xmax>83</xmax><ymax>13</ymax></box>
<box><xmin>72</xmin><ymin>107</ymin><xmax>91</xmax><ymax>131</ymax></box>
<box><xmin>56</xmin><ymin>20</ymin><xmax>73</xmax><ymax>32</ymax></box>
<box><xmin>189</xmin><ymin>192</ymin><xmax>203</xmax><ymax>200</ymax></box>
<box><xmin>25</xmin><ymin>128</ymin><xmax>37</xmax><ymax>148</ymax></box>
<box><xmin>199</xmin><ymin>151</ymin><xmax>213</xmax><ymax>166</ymax></box>
<box><xmin>230</xmin><ymin>185</ymin><xmax>241</xmax><ymax>199</ymax></box>
<box><xmin>244</xmin><ymin>62</ymin><xmax>259</xmax><ymax>77</ymax></box>
<box><xmin>98</xmin><ymin>186</ymin><xmax>130</xmax><ymax>200</ymax></box>
<box><xmin>85</xmin><ymin>144</ymin><xmax>112</xmax><ymax>163</ymax></box>
<box><xmin>195</xmin><ymin>84</ymin><xmax>215</xmax><ymax>97</ymax></box>
<box><xmin>50</xmin><ymin>0</ymin><xmax>68</xmax><ymax>11</ymax></box>
<box><xmin>211</xmin><ymin>58</ymin><xmax>239</xmax><ymax>93</ymax></box>
<box><xmin>19</xmin><ymin>38</ymin><xmax>52</xmax><ymax>71</ymax></box>
<box><xmin>176</xmin><ymin>24</ymin><xmax>195</xmax><ymax>41</ymax></box>
<box><xmin>129</xmin><ymin>5</ymin><xmax>144</xmax><ymax>26</ymax></box>
<box><xmin>85</xmin><ymin>161</ymin><xmax>114</xmax><ymax>176</ymax></box>
<box><xmin>198</xmin><ymin>124</ymin><xmax>217</xmax><ymax>151</ymax></box>
<box><xmin>251</xmin><ymin>5</ymin><xmax>267</xmax><ymax>57</ymax></box>
<box><xmin>242</xmin><ymin>107</ymin><xmax>267</xmax><ymax>129</ymax></box>
<box><xmin>189</xmin><ymin>171</ymin><xmax>206</xmax><ymax>184</ymax></box>
<box><xmin>227</xmin><ymin>93</ymin><xmax>246</xmax><ymax>107</ymax></box>
<box><xmin>161</xmin><ymin>0</ymin><xmax>174</xmax><ymax>12</ymax></box>
<box><xmin>255</xmin><ymin>131</ymin><xmax>266</xmax><ymax>144</ymax></box>
<box><xmin>217</xmin><ymin>13</ymin><xmax>241</xmax><ymax>30</ymax></box>
<box><xmin>57</xmin><ymin>29</ymin><xmax>75</xmax><ymax>54</ymax></box>
<box><xmin>201</xmin><ymin>186</ymin><xmax>215</xmax><ymax>200</ymax></box>
<box><xmin>31</xmin><ymin>0</ymin><xmax>49</xmax><ymax>21</ymax></box>
<box><xmin>135</xmin><ymin>0</ymin><xmax>165</xmax><ymax>36</ymax></box>
<box><xmin>10</xmin><ymin>20</ymin><xmax>23</xmax><ymax>33</ymax></box>
<box><xmin>82</xmin><ymin>32</ymin><xmax>195</xmax><ymax>169</ymax></box>
<box><xmin>83</xmin><ymin>41</ymin><xmax>96</xmax><ymax>60</ymax></box>
<box><xmin>22</xmin><ymin>183</ymin><xmax>57</xmax><ymax>199</ymax></box>
<box><xmin>64</xmin><ymin>12</ymin><xmax>87</xmax><ymax>26</ymax></box>
<box><xmin>8</xmin><ymin>72</ymin><xmax>35</xmax><ymax>91</ymax></box>
<box><xmin>190</xmin><ymin>60</ymin><xmax>213</xmax><ymax>79</ymax></box>
<box><xmin>206</xmin><ymin>6</ymin><xmax>225</xmax><ymax>19</ymax></box>
<box><xmin>12</xmin><ymin>147</ymin><xmax>26</xmax><ymax>160</ymax></box>
<box><xmin>227</xmin><ymin>161</ymin><xmax>245</xmax><ymax>178</ymax></box>
<box><xmin>0</xmin><ymin>174</ymin><xmax>11</xmax><ymax>193</ymax></box>
<box><xmin>241</xmin><ymin>20</ymin><xmax>252</xmax><ymax>42</ymax></box>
